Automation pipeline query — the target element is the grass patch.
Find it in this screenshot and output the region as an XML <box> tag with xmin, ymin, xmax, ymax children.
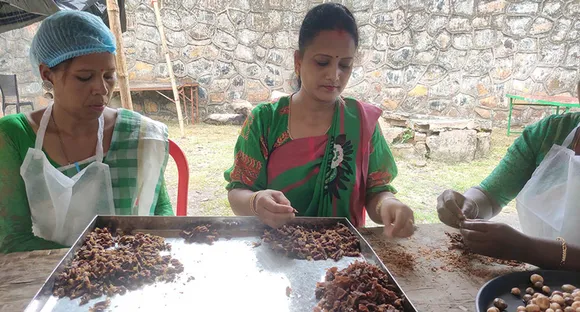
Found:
<box><xmin>165</xmin><ymin>123</ymin><xmax>238</xmax><ymax>216</ymax></box>
<box><xmin>393</xmin><ymin>131</ymin><xmax>516</xmax><ymax>223</ymax></box>
<box><xmin>164</xmin><ymin>122</ymin><xmax>517</xmax><ymax>223</ymax></box>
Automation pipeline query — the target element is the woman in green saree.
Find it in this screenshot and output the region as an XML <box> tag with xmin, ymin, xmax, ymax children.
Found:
<box><xmin>224</xmin><ymin>3</ymin><xmax>415</xmax><ymax>238</ymax></box>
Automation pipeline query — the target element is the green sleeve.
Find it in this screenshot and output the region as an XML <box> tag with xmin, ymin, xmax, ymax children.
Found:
<box><xmin>154</xmin><ymin>178</ymin><xmax>174</xmax><ymax>216</ymax></box>
<box><xmin>0</xmin><ymin>129</ymin><xmax>65</xmax><ymax>253</ymax></box>
<box><xmin>366</xmin><ymin>124</ymin><xmax>398</xmax><ymax>195</ymax></box>
<box><xmin>480</xmin><ymin>113</ymin><xmax>580</xmax><ymax>208</ymax></box>
<box><xmin>224</xmin><ymin>104</ymin><xmax>270</xmax><ymax>192</ymax></box>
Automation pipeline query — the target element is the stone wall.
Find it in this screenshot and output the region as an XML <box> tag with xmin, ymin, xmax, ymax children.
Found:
<box><xmin>1</xmin><ymin>0</ymin><xmax>579</xmax><ymax>126</ymax></box>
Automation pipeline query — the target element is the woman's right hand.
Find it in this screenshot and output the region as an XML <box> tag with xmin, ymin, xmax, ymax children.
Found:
<box><xmin>253</xmin><ymin>190</ymin><xmax>296</xmax><ymax>228</ymax></box>
<box><xmin>436</xmin><ymin>190</ymin><xmax>478</xmax><ymax>228</ymax></box>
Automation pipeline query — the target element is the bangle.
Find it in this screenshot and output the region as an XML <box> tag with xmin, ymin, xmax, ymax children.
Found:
<box><xmin>556</xmin><ymin>237</ymin><xmax>567</xmax><ymax>267</ymax></box>
<box><xmin>375</xmin><ymin>198</ymin><xmax>385</xmax><ymax>217</ymax></box>
<box><xmin>375</xmin><ymin>197</ymin><xmax>398</xmax><ymax>217</ymax></box>
<box><xmin>249</xmin><ymin>192</ymin><xmax>260</xmax><ymax>216</ymax></box>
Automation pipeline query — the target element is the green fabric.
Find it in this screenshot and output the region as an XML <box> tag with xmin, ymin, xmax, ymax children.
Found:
<box><xmin>224</xmin><ymin>96</ymin><xmax>397</xmax><ymax>222</ymax></box>
<box><xmin>105</xmin><ymin>109</ymin><xmax>171</xmax><ymax>215</ymax></box>
<box><xmin>480</xmin><ymin>112</ymin><xmax>580</xmax><ymax>208</ymax></box>
<box><xmin>0</xmin><ymin>110</ymin><xmax>172</xmax><ymax>254</ymax></box>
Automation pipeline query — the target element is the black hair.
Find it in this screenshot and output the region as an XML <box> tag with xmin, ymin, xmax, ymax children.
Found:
<box><xmin>296</xmin><ymin>3</ymin><xmax>359</xmax><ymax>88</ymax></box>
<box><xmin>49</xmin><ymin>58</ymin><xmax>73</xmax><ymax>84</ymax></box>
<box><xmin>299</xmin><ymin>3</ymin><xmax>359</xmax><ymax>54</ymax></box>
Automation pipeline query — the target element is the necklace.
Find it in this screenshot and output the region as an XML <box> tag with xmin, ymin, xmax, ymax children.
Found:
<box><xmin>51</xmin><ymin>113</ymin><xmax>72</xmax><ymax>166</ymax></box>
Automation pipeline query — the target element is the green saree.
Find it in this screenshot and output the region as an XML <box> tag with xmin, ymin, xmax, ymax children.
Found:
<box><xmin>224</xmin><ymin>96</ymin><xmax>398</xmax><ymax>227</ymax></box>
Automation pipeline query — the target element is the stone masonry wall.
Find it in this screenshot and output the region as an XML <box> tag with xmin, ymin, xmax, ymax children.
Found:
<box><xmin>1</xmin><ymin>0</ymin><xmax>579</xmax><ymax>126</ymax></box>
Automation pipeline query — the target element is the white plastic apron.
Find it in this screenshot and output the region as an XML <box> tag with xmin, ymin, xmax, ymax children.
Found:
<box><xmin>20</xmin><ymin>104</ymin><xmax>114</xmax><ymax>246</ymax></box>
<box><xmin>516</xmin><ymin>125</ymin><xmax>580</xmax><ymax>242</ymax></box>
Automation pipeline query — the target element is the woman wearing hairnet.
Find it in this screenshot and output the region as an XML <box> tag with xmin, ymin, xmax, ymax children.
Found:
<box><xmin>0</xmin><ymin>11</ymin><xmax>173</xmax><ymax>253</ymax></box>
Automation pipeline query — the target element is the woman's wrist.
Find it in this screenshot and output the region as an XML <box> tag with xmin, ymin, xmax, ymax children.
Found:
<box><xmin>371</xmin><ymin>194</ymin><xmax>398</xmax><ymax>224</ymax></box>
<box><xmin>249</xmin><ymin>191</ymin><xmax>261</xmax><ymax>216</ymax></box>
<box><xmin>521</xmin><ymin>236</ymin><xmax>562</xmax><ymax>269</ymax></box>
<box><xmin>228</xmin><ymin>189</ymin><xmax>262</xmax><ymax>217</ymax></box>
<box><xmin>375</xmin><ymin>196</ymin><xmax>398</xmax><ymax>216</ymax></box>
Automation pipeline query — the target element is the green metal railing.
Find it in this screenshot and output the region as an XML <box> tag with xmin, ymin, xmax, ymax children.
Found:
<box><xmin>506</xmin><ymin>94</ymin><xmax>580</xmax><ymax>136</ymax></box>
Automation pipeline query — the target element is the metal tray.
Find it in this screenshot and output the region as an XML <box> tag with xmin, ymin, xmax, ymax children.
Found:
<box><xmin>25</xmin><ymin>216</ymin><xmax>417</xmax><ymax>312</ymax></box>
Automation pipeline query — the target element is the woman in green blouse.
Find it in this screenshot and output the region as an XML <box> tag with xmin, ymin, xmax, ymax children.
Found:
<box><xmin>224</xmin><ymin>3</ymin><xmax>415</xmax><ymax>237</ymax></box>
<box><xmin>0</xmin><ymin>11</ymin><xmax>173</xmax><ymax>254</ymax></box>
<box><xmin>438</xmin><ymin>81</ymin><xmax>580</xmax><ymax>271</ymax></box>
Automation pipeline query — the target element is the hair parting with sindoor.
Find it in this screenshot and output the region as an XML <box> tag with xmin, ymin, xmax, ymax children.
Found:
<box><xmin>295</xmin><ymin>3</ymin><xmax>360</xmax><ymax>89</ymax></box>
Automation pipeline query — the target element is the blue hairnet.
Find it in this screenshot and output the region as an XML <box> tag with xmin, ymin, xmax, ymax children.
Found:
<box><xmin>30</xmin><ymin>10</ymin><xmax>116</xmax><ymax>75</ymax></box>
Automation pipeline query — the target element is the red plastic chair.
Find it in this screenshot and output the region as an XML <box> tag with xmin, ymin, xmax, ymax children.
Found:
<box><xmin>168</xmin><ymin>139</ymin><xmax>189</xmax><ymax>216</ymax></box>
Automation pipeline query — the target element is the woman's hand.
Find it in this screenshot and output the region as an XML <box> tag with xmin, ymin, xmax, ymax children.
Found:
<box><xmin>379</xmin><ymin>198</ymin><xmax>415</xmax><ymax>238</ymax></box>
<box><xmin>253</xmin><ymin>190</ymin><xmax>296</xmax><ymax>229</ymax></box>
<box><xmin>437</xmin><ymin>190</ymin><xmax>479</xmax><ymax>228</ymax></box>
<box><xmin>460</xmin><ymin>220</ymin><xmax>531</xmax><ymax>261</ymax></box>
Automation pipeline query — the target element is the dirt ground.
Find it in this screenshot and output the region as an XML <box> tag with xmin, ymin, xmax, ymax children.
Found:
<box><xmin>163</xmin><ymin>122</ymin><xmax>521</xmax><ymax>228</ymax></box>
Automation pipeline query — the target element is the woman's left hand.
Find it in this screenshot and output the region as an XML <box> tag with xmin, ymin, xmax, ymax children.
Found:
<box><xmin>379</xmin><ymin>198</ymin><xmax>415</xmax><ymax>238</ymax></box>
<box><xmin>460</xmin><ymin>220</ymin><xmax>531</xmax><ymax>261</ymax></box>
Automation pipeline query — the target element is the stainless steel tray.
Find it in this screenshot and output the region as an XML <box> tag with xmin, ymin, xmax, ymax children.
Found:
<box><xmin>25</xmin><ymin>216</ymin><xmax>417</xmax><ymax>312</ymax></box>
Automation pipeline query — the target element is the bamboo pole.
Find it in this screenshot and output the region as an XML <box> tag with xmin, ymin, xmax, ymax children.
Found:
<box><xmin>106</xmin><ymin>0</ymin><xmax>133</xmax><ymax>110</ymax></box>
<box><xmin>151</xmin><ymin>0</ymin><xmax>185</xmax><ymax>137</ymax></box>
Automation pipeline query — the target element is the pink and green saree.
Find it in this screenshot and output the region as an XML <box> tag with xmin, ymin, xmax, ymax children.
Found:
<box><xmin>224</xmin><ymin>96</ymin><xmax>398</xmax><ymax>227</ymax></box>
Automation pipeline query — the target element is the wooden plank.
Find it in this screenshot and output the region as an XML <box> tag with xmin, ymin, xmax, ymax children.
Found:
<box><xmin>359</xmin><ymin>224</ymin><xmax>530</xmax><ymax>312</ymax></box>
<box><xmin>106</xmin><ymin>0</ymin><xmax>133</xmax><ymax>111</ymax></box>
<box><xmin>152</xmin><ymin>0</ymin><xmax>184</xmax><ymax>137</ymax></box>
<box><xmin>113</xmin><ymin>81</ymin><xmax>199</xmax><ymax>92</ymax></box>
<box><xmin>111</xmin><ymin>82</ymin><xmax>199</xmax><ymax>124</ymax></box>
<box><xmin>0</xmin><ymin>249</ymin><xmax>67</xmax><ymax>311</ymax></box>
